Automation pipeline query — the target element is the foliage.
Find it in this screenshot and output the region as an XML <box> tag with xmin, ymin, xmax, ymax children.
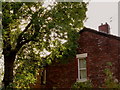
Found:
<box><xmin>71</xmin><ymin>80</ymin><xmax>93</xmax><ymax>89</ymax></box>
<box><xmin>102</xmin><ymin>63</ymin><xmax>120</xmax><ymax>88</ymax></box>
<box><xmin>2</xmin><ymin>2</ymin><xmax>87</xmax><ymax>88</ymax></box>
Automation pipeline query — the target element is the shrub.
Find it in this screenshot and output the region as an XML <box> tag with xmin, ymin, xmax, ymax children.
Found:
<box><xmin>102</xmin><ymin>68</ymin><xmax>120</xmax><ymax>88</ymax></box>
<box><xmin>71</xmin><ymin>80</ymin><xmax>93</xmax><ymax>89</ymax></box>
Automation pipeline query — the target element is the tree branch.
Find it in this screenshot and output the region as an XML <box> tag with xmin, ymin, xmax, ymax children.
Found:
<box><xmin>15</xmin><ymin>32</ymin><xmax>39</xmax><ymax>53</ymax></box>
<box><xmin>17</xmin><ymin>21</ymin><xmax>32</xmax><ymax>44</ymax></box>
<box><xmin>15</xmin><ymin>39</ymin><xmax>31</xmax><ymax>53</ymax></box>
<box><xmin>15</xmin><ymin>9</ymin><xmax>43</xmax><ymax>53</ymax></box>
<box><xmin>22</xmin><ymin>21</ymin><xmax>32</xmax><ymax>33</ymax></box>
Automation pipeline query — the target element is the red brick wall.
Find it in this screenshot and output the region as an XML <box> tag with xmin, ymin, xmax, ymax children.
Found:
<box><xmin>77</xmin><ymin>30</ymin><xmax>120</xmax><ymax>87</ymax></box>
<box><xmin>45</xmin><ymin>58</ymin><xmax>78</xmax><ymax>88</ymax></box>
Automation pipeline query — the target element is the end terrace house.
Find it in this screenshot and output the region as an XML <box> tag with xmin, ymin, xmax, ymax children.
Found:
<box><xmin>33</xmin><ymin>23</ymin><xmax>120</xmax><ymax>88</ymax></box>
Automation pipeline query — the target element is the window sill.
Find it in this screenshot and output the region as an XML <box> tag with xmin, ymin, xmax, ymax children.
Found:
<box><xmin>77</xmin><ymin>78</ymin><xmax>87</xmax><ymax>82</ymax></box>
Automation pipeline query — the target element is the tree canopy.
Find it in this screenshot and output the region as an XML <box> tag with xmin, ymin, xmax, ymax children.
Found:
<box><xmin>2</xmin><ymin>2</ymin><xmax>87</xmax><ymax>88</ymax></box>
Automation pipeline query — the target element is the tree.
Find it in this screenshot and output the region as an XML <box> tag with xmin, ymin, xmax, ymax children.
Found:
<box><xmin>2</xmin><ymin>2</ymin><xmax>87</xmax><ymax>88</ymax></box>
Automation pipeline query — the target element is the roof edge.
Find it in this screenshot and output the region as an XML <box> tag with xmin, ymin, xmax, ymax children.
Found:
<box><xmin>79</xmin><ymin>27</ymin><xmax>120</xmax><ymax>41</ymax></box>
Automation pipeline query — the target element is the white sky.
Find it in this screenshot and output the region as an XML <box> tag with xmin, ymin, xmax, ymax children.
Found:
<box><xmin>84</xmin><ymin>0</ymin><xmax>119</xmax><ymax>36</ymax></box>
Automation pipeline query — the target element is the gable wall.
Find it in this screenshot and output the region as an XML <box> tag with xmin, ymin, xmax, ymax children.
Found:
<box><xmin>77</xmin><ymin>31</ymin><xmax>120</xmax><ymax>87</ymax></box>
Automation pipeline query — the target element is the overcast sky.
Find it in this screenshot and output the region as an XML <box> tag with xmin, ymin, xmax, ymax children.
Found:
<box><xmin>84</xmin><ymin>0</ymin><xmax>119</xmax><ymax>36</ymax></box>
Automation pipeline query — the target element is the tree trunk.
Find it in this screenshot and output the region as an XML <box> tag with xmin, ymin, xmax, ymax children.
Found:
<box><xmin>3</xmin><ymin>51</ymin><xmax>16</xmax><ymax>88</ymax></box>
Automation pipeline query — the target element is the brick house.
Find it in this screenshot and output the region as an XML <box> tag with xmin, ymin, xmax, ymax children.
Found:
<box><xmin>33</xmin><ymin>23</ymin><xmax>120</xmax><ymax>88</ymax></box>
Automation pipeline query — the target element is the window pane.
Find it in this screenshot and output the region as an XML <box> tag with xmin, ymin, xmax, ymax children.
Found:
<box><xmin>80</xmin><ymin>70</ymin><xmax>87</xmax><ymax>79</ymax></box>
<box><xmin>79</xmin><ymin>59</ymin><xmax>86</xmax><ymax>68</ymax></box>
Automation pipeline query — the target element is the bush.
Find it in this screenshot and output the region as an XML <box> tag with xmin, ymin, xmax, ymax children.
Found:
<box><xmin>71</xmin><ymin>80</ymin><xmax>93</xmax><ymax>89</ymax></box>
<box><xmin>102</xmin><ymin>68</ymin><xmax>120</xmax><ymax>88</ymax></box>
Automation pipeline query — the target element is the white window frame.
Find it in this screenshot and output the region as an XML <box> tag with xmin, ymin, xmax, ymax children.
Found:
<box><xmin>76</xmin><ymin>53</ymin><xmax>87</xmax><ymax>82</ymax></box>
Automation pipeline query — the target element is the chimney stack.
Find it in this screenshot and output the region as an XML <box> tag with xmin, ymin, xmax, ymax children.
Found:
<box><xmin>98</xmin><ymin>22</ymin><xmax>110</xmax><ymax>34</ymax></box>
